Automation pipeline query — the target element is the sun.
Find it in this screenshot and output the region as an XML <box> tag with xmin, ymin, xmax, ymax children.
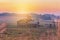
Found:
<box><xmin>20</xmin><ymin>10</ymin><xmax>29</xmax><ymax>14</ymax></box>
<box><xmin>15</xmin><ymin>0</ymin><xmax>33</xmax><ymax>14</ymax></box>
<box><xmin>18</xmin><ymin>5</ymin><xmax>31</xmax><ymax>14</ymax></box>
<box><xmin>19</xmin><ymin>7</ymin><xmax>30</xmax><ymax>14</ymax></box>
<box><xmin>17</xmin><ymin>7</ymin><xmax>30</xmax><ymax>14</ymax></box>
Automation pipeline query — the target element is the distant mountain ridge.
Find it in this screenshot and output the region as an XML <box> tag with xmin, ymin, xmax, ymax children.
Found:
<box><xmin>40</xmin><ymin>14</ymin><xmax>59</xmax><ymax>20</ymax></box>
<box><xmin>0</xmin><ymin>13</ymin><xmax>16</xmax><ymax>16</ymax></box>
<box><xmin>0</xmin><ymin>13</ymin><xmax>60</xmax><ymax>20</ymax></box>
<box><xmin>31</xmin><ymin>13</ymin><xmax>60</xmax><ymax>20</ymax></box>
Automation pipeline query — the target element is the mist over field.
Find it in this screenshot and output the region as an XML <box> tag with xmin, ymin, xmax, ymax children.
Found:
<box><xmin>0</xmin><ymin>13</ymin><xmax>60</xmax><ymax>24</ymax></box>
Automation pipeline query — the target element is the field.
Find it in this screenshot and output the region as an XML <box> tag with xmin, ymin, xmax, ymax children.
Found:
<box><xmin>0</xmin><ymin>21</ymin><xmax>58</xmax><ymax>40</ymax></box>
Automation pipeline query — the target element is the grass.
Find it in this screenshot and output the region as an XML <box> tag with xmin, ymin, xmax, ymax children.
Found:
<box><xmin>0</xmin><ymin>24</ymin><xmax>57</xmax><ymax>40</ymax></box>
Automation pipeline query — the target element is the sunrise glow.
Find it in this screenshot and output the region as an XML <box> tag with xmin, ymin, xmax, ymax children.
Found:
<box><xmin>0</xmin><ymin>0</ymin><xmax>59</xmax><ymax>14</ymax></box>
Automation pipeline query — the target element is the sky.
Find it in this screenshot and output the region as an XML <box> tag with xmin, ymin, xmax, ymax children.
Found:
<box><xmin>0</xmin><ymin>0</ymin><xmax>60</xmax><ymax>14</ymax></box>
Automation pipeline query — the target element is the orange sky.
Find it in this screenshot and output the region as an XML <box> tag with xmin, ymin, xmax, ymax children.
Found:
<box><xmin>0</xmin><ymin>0</ymin><xmax>60</xmax><ymax>14</ymax></box>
